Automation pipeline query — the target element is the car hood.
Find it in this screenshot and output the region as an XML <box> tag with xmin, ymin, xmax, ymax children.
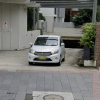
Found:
<box><xmin>31</xmin><ymin>45</ymin><xmax>59</xmax><ymax>52</ymax></box>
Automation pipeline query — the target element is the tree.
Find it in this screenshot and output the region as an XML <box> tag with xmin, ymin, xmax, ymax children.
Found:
<box><xmin>97</xmin><ymin>6</ymin><xmax>100</xmax><ymax>22</ymax></box>
<box><xmin>27</xmin><ymin>8</ymin><xmax>46</xmax><ymax>31</ymax></box>
<box><xmin>98</xmin><ymin>0</ymin><xmax>100</xmax><ymax>5</ymax></box>
<box><xmin>72</xmin><ymin>9</ymin><xmax>92</xmax><ymax>26</ymax></box>
<box><xmin>27</xmin><ymin>8</ymin><xmax>33</xmax><ymax>31</ymax></box>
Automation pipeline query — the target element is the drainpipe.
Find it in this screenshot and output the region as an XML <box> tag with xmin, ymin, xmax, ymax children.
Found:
<box><xmin>37</xmin><ymin>7</ymin><xmax>39</xmax><ymax>30</ymax></box>
<box><xmin>92</xmin><ymin>0</ymin><xmax>97</xmax><ymax>23</ymax></box>
<box><xmin>33</xmin><ymin>7</ymin><xmax>35</xmax><ymax>30</ymax></box>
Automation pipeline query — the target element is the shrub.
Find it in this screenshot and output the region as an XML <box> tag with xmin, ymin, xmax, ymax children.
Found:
<box><xmin>80</xmin><ymin>23</ymin><xmax>96</xmax><ymax>48</ymax></box>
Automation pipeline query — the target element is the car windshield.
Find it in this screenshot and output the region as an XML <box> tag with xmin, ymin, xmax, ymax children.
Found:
<box><xmin>34</xmin><ymin>37</ymin><xmax>58</xmax><ymax>46</ymax></box>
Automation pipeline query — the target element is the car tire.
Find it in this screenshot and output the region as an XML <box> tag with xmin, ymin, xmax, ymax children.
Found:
<box><xmin>62</xmin><ymin>55</ymin><xmax>65</xmax><ymax>62</ymax></box>
<box><xmin>57</xmin><ymin>57</ymin><xmax>61</xmax><ymax>66</ymax></box>
<box><xmin>28</xmin><ymin>62</ymin><xmax>33</xmax><ymax>65</ymax></box>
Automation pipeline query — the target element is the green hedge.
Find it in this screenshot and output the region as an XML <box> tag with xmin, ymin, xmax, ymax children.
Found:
<box><xmin>80</xmin><ymin>23</ymin><xmax>96</xmax><ymax>48</ymax></box>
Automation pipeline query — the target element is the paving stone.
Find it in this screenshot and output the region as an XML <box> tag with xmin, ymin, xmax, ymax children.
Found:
<box><xmin>84</xmin><ymin>77</ymin><xmax>93</xmax><ymax>83</ymax></box>
<box><xmin>72</xmin><ymin>93</ymin><xmax>83</xmax><ymax>100</ymax></box>
<box><xmin>15</xmin><ymin>91</ymin><xmax>26</xmax><ymax>100</ymax></box>
<box><xmin>81</xmin><ymin>90</ymin><xmax>91</xmax><ymax>97</ymax></box>
<box><xmin>60</xmin><ymin>73</ymin><xmax>69</xmax><ymax>84</ymax></box>
<box><xmin>71</xmin><ymin>87</ymin><xmax>81</xmax><ymax>93</ymax></box>
<box><xmin>6</xmin><ymin>93</ymin><xmax>16</xmax><ymax>99</ymax></box>
<box><xmin>79</xmin><ymin>84</ymin><xmax>88</xmax><ymax>91</ymax></box>
<box><xmin>44</xmin><ymin>72</ymin><xmax>53</xmax><ymax>91</ymax></box>
<box><xmin>52</xmin><ymin>73</ymin><xmax>63</xmax><ymax>91</ymax></box>
<box><xmin>36</xmin><ymin>72</ymin><xmax>45</xmax><ymax>91</ymax></box>
<box><xmin>21</xmin><ymin>72</ymin><xmax>29</xmax><ymax>81</ymax></box>
<box><xmin>0</xmin><ymin>84</ymin><xmax>10</xmax><ymax>90</ymax></box>
<box><xmin>27</xmin><ymin>72</ymin><xmax>37</xmax><ymax>92</ymax></box>
<box><xmin>83</xmin><ymin>97</ymin><xmax>93</xmax><ymax>100</ymax></box>
<box><xmin>0</xmin><ymin>90</ymin><xmax>7</xmax><ymax>98</ymax></box>
<box><xmin>70</xmin><ymin>82</ymin><xmax>79</xmax><ymax>88</ymax></box>
<box><xmin>8</xmin><ymin>87</ymin><xmax>18</xmax><ymax>94</ymax></box>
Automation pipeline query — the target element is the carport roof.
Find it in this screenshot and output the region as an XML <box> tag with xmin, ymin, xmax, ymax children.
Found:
<box><xmin>31</xmin><ymin>0</ymin><xmax>94</xmax><ymax>9</ymax></box>
<box><xmin>0</xmin><ymin>0</ymin><xmax>30</xmax><ymax>4</ymax></box>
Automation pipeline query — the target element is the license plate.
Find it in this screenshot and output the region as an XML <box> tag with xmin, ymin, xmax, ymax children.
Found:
<box><xmin>39</xmin><ymin>56</ymin><xmax>46</xmax><ymax>60</ymax></box>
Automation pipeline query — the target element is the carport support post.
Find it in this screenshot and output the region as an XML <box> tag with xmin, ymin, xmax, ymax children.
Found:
<box><xmin>92</xmin><ymin>0</ymin><xmax>97</xmax><ymax>23</ymax></box>
<box><xmin>33</xmin><ymin>8</ymin><xmax>35</xmax><ymax>30</ymax></box>
<box><xmin>37</xmin><ymin>7</ymin><xmax>39</xmax><ymax>30</ymax></box>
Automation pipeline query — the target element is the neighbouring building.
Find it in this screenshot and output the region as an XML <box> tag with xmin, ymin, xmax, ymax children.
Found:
<box><xmin>0</xmin><ymin>0</ymin><xmax>40</xmax><ymax>50</ymax></box>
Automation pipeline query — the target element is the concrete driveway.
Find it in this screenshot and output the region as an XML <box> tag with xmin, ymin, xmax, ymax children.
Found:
<box><xmin>0</xmin><ymin>48</ymin><xmax>98</xmax><ymax>72</ymax></box>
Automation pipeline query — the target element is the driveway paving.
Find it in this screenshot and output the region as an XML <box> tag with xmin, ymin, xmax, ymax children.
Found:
<box><xmin>0</xmin><ymin>48</ymin><xmax>98</xmax><ymax>72</ymax></box>
<box><xmin>0</xmin><ymin>49</ymin><xmax>99</xmax><ymax>100</ymax></box>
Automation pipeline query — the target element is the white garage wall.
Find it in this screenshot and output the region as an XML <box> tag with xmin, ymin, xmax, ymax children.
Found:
<box><xmin>10</xmin><ymin>4</ymin><xmax>20</xmax><ymax>50</ymax></box>
<box><xmin>19</xmin><ymin>5</ymin><xmax>27</xmax><ymax>50</ymax></box>
<box><xmin>1</xmin><ymin>3</ymin><xmax>11</xmax><ymax>50</ymax></box>
<box><xmin>45</xmin><ymin>16</ymin><xmax>54</xmax><ymax>33</ymax></box>
<box><xmin>0</xmin><ymin>3</ymin><xmax>40</xmax><ymax>50</ymax></box>
<box><xmin>26</xmin><ymin>30</ymin><xmax>40</xmax><ymax>48</ymax></box>
<box><xmin>0</xmin><ymin>3</ymin><xmax>1</xmax><ymax>50</ymax></box>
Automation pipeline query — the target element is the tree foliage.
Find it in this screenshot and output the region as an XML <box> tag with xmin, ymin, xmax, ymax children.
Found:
<box><xmin>27</xmin><ymin>8</ymin><xmax>46</xmax><ymax>31</ymax></box>
<box><xmin>27</xmin><ymin>8</ymin><xmax>33</xmax><ymax>31</ymax></box>
<box><xmin>72</xmin><ymin>9</ymin><xmax>92</xmax><ymax>26</ymax></box>
<box><xmin>98</xmin><ymin>0</ymin><xmax>100</xmax><ymax>5</ymax></box>
<box><xmin>97</xmin><ymin>6</ymin><xmax>100</xmax><ymax>22</ymax></box>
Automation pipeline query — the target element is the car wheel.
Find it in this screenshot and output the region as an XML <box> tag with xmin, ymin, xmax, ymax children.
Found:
<box><xmin>62</xmin><ymin>55</ymin><xmax>65</xmax><ymax>62</ymax></box>
<box><xmin>28</xmin><ymin>62</ymin><xmax>33</xmax><ymax>65</ymax></box>
<box><xmin>57</xmin><ymin>57</ymin><xmax>61</xmax><ymax>66</ymax></box>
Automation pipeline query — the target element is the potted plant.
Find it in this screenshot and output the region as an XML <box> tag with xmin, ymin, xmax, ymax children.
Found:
<box><xmin>80</xmin><ymin>23</ymin><xmax>96</xmax><ymax>66</ymax></box>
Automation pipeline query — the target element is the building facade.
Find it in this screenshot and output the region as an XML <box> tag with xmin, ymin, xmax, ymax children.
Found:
<box><xmin>0</xmin><ymin>0</ymin><xmax>40</xmax><ymax>50</ymax></box>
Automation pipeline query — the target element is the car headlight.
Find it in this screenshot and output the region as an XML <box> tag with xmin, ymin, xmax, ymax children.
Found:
<box><xmin>51</xmin><ymin>50</ymin><xmax>59</xmax><ymax>55</ymax></box>
<box><xmin>29</xmin><ymin>49</ymin><xmax>35</xmax><ymax>54</ymax></box>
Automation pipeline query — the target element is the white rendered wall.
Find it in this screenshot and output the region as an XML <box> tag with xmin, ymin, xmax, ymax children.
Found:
<box><xmin>45</xmin><ymin>16</ymin><xmax>54</xmax><ymax>33</ymax></box>
<box><xmin>26</xmin><ymin>30</ymin><xmax>40</xmax><ymax>48</ymax></box>
<box><xmin>19</xmin><ymin>5</ymin><xmax>27</xmax><ymax>50</ymax></box>
<box><xmin>1</xmin><ymin>3</ymin><xmax>11</xmax><ymax>50</ymax></box>
<box><xmin>40</xmin><ymin>8</ymin><xmax>55</xmax><ymax>16</ymax></box>
<box><xmin>10</xmin><ymin>4</ymin><xmax>20</xmax><ymax>50</ymax></box>
<box><xmin>0</xmin><ymin>3</ymin><xmax>1</xmax><ymax>50</ymax></box>
<box><xmin>40</xmin><ymin>8</ymin><xmax>55</xmax><ymax>32</ymax></box>
<box><xmin>0</xmin><ymin>3</ymin><xmax>40</xmax><ymax>50</ymax></box>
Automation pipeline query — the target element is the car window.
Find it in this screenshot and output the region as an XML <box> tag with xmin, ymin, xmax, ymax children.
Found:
<box><xmin>34</xmin><ymin>37</ymin><xmax>58</xmax><ymax>46</ymax></box>
<box><xmin>60</xmin><ymin>38</ymin><xmax>64</xmax><ymax>46</ymax></box>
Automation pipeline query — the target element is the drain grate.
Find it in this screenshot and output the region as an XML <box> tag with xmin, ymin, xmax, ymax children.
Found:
<box><xmin>25</xmin><ymin>94</ymin><xmax>32</xmax><ymax>100</ymax></box>
<box><xmin>43</xmin><ymin>94</ymin><xmax>64</xmax><ymax>100</ymax></box>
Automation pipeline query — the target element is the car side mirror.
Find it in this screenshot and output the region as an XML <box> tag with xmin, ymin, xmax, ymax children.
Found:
<box><xmin>29</xmin><ymin>42</ymin><xmax>33</xmax><ymax>47</ymax></box>
<box><xmin>61</xmin><ymin>43</ymin><xmax>64</xmax><ymax>46</ymax></box>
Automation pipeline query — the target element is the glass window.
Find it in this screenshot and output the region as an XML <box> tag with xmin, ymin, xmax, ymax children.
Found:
<box><xmin>34</xmin><ymin>37</ymin><xmax>58</xmax><ymax>46</ymax></box>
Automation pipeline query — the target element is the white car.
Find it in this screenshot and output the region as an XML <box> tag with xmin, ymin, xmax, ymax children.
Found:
<box><xmin>28</xmin><ymin>35</ymin><xmax>66</xmax><ymax>66</ymax></box>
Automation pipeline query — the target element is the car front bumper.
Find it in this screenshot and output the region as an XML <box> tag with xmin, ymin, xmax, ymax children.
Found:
<box><xmin>28</xmin><ymin>53</ymin><xmax>60</xmax><ymax>63</ymax></box>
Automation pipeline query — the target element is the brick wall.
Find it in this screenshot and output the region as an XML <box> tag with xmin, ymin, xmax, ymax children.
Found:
<box><xmin>94</xmin><ymin>22</ymin><xmax>100</xmax><ymax>67</ymax></box>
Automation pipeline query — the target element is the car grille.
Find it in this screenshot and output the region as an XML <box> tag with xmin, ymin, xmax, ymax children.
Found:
<box><xmin>34</xmin><ymin>52</ymin><xmax>52</xmax><ymax>56</ymax></box>
<box><xmin>34</xmin><ymin>58</ymin><xmax>52</xmax><ymax>61</ymax></box>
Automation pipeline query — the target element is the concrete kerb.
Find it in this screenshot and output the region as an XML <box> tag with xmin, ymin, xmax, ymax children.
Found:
<box><xmin>99</xmin><ymin>67</ymin><xmax>100</xmax><ymax>72</ymax></box>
